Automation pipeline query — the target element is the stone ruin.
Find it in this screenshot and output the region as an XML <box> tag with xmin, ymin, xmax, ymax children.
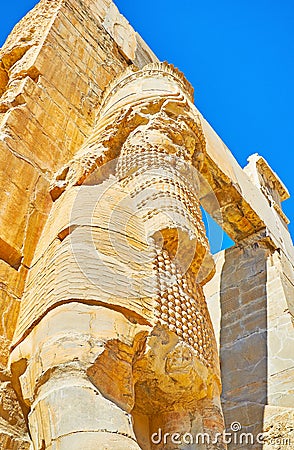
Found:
<box><xmin>0</xmin><ymin>1</ymin><xmax>293</xmax><ymax>449</ymax></box>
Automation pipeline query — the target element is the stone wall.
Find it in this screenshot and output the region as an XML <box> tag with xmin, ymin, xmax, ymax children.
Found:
<box><xmin>205</xmin><ymin>238</ymin><xmax>294</xmax><ymax>448</ymax></box>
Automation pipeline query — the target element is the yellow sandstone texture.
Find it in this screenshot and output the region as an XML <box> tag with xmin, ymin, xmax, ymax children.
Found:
<box><xmin>0</xmin><ymin>1</ymin><xmax>293</xmax><ymax>449</ymax></box>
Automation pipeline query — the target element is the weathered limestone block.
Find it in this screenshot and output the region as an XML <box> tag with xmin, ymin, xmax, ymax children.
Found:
<box><xmin>0</xmin><ymin>0</ymin><xmax>63</xmax><ymax>98</ymax></box>
<box><xmin>263</xmin><ymin>406</ymin><xmax>294</xmax><ymax>449</ymax></box>
<box><xmin>245</xmin><ymin>153</ymin><xmax>290</xmax><ymax>225</ymax></box>
<box><xmin>267</xmin><ymin>251</ymin><xmax>294</xmax><ymax>408</ymax></box>
<box><xmin>0</xmin><ymin>380</ymin><xmax>31</xmax><ymax>450</ymax></box>
<box><xmin>204</xmin><ymin>230</ymin><xmax>294</xmax><ymax>449</ymax></box>
<box><xmin>0</xmin><ymin>140</ymin><xmax>43</xmax><ymax>269</ymax></box>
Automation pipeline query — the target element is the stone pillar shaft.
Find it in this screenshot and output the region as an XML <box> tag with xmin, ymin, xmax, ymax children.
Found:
<box><xmin>11</xmin><ymin>63</ymin><xmax>225</xmax><ymax>449</ymax></box>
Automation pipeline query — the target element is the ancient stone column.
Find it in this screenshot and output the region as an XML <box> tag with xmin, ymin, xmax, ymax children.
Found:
<box><xmin>11</xmin><ymin>63</ymin><xmax>225</xmax><ymax>449</ymax></box>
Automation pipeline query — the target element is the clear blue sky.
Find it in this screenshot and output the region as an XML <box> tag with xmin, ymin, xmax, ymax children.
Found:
<box><xmin>1</xmin><ymin>1</ymin><xmax>293</xmax><ymax>252</ymax></box>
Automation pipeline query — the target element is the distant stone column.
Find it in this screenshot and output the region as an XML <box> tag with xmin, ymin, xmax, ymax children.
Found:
<box><xmin>203</xmin><ymin>155</ymin><xmax>294</xmax><ymax>450</ymax></box>
<box><xmin>11</xmin><ymin>63</ymin><xmax>225</xmax><ymax>449</ymax></box>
